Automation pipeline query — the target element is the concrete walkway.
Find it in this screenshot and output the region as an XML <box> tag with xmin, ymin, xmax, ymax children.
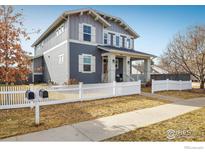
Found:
<box><xmin>2</xmin><ymin>97</ymin><xmax>205</xmax><ymax>141</ymax></box>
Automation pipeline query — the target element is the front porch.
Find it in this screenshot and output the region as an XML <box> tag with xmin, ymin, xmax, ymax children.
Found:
<box><xmin>100</xmin><ymin>48</ymin><xmax>152</xmax><ymax>83</ymax></box>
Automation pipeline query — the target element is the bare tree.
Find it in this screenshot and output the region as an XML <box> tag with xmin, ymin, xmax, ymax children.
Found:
<box><xmin>160</xmin><ymin>25</ymin><xmax>205</xmax><ymax>89</ymax></box>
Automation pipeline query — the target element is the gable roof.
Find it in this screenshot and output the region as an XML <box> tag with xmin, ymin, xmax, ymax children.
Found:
<box><xmin>32</xmin><ymin>8</ymin><xmax>111</xmax><ymax>47</ymax></box>
<box><xmin>95</xmin><ymin>9</ymin><xmax>140</xmax><ymax>39</ymax></box>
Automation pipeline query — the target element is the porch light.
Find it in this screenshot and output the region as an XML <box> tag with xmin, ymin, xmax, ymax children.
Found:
<box><xmin>112</xmin><ymin>59</ymin><xmax>115</xmax><ymax>63</ymax></box>
<box><xmin>127</xmin><ymin>61</ymin><xmax>130</xmax><ymax>65</ymax></box>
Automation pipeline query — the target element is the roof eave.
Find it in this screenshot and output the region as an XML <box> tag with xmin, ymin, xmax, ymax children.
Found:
<box><xmin>32</xmin><ymin>9</ymin><xmax>111</xmax><ymax>47</ymax></box>
<box><xmin>98</xmin><ymin>46</ymin><xmax>155</xmax><ymax>58</ymax></box>
<box><xmin>96</xmin><ymin>10</ymin><xmax>140</xmax><ymax>39</ymax></box>
<box><xmin>32</xmin><ymin>12</ymin><xmax>67</xmax><ymax>47</ymax></box>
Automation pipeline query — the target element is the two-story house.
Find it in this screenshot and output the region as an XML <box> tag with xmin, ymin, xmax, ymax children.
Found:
<box><xmin>32</xmin><ymin>8</ymin><xmax>155</xmax><ymax>84</ymax></box>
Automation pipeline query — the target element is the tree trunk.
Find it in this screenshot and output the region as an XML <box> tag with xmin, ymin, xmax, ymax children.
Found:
<box><xmin>200</xmin><ymin>80</ymin><xmax>205</xmax><ymax>89</ymax></box>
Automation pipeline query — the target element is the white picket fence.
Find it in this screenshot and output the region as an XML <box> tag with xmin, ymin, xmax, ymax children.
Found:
<box><xmin>0</xmin><ymin>81</ymin><xmax>141</xmax><ymax>110</ymax></box>
<box><xmin>152</xmin><ymin>79</ymin><xmax>192</xmax><ymax>93</ymax></box>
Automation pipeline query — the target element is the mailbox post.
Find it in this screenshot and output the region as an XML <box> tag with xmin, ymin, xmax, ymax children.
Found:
<box><xmin>35</xmin><ymin>95</ymin><xmax>40</xmax><ymax>125</ymax></box>
<box><xmin>25</xmin><ymin>89</ymin><xmax>49</xmax><ymax>126</ymax></box>
<box><xmin>25</xmin><ymin>90</ymin><xmax>40</xmax><ymax>125</ymax></box>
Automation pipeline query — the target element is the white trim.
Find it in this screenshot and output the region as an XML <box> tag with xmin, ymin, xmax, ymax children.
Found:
<box><xmin>69</xmin><ymin>39</ymin><xmax>100</xmax><ymax>46</ymax></box>
<box><xmin>82</xmin><ymin>23</ymin><xmax>93</xmax><ymax>27</ymax></box>
<box><xmin>43</xmin><ymin>40</ymin><xmax>68</xmax><ymax>55</ymax></box>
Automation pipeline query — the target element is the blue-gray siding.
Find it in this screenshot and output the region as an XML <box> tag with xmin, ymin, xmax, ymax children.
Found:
<box><xmin>69</xmin><ymin>42</ymin><xmax>105</xmax><ymax>83</ymax></box>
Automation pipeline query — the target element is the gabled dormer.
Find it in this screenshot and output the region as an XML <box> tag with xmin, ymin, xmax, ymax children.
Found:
<box><xmin>96</xmin><ymin>10</ymin><xmax>139</xmax><ymax>49</ymax></box>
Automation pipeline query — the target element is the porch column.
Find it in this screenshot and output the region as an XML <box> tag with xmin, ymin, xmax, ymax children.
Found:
<box><xmin>144</xmin><ymin>58</ymin><xmax>151</xmax><ymax>82</ymax></box>
<box><xmin>108</xmin><ymin>54</ymin><xmax>116</xmax><ymax>82</ymax></box>
<box><xmin>123</xmin><ymin>56</ymin><xmax>131</xmax><ymax>81</ymax></box>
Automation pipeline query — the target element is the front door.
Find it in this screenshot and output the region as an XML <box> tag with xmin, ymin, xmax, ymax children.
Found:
<box><xmin>102</xmin><ymin>57</ymin><xmax>108</xmax><ymax>82</ymax></box>
<box><xmin>115</xmin><ymin>57</ymin><xmax>123</xmax><ymax>82</ymax></box>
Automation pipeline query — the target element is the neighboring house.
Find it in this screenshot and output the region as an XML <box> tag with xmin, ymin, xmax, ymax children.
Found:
<box><xmin>151</xmin><ymin>65</ymin><xmax>168</xmax><ymax>74</ymax></box>
<box><xmin>132</xmin><ymin>64</ymin><xmax>168</xmax><ymax>74</ymax></box>
<box><xmin>32</xmin><ymin>8</ymin><xmax>155</xmax><ymax>84</ymax></box>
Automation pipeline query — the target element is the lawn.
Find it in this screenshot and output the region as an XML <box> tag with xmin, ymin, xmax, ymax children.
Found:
<box><xmin>107</xmin><ymin>107</ymin><xmax>205</xmax><ymax>141</ymax></box>
<box><xmin>157</xmin><ymin>89</ymin><xmax>205</xmax><ymax>99</ymax></box>
<box><xmin>0</xmin><ymin>95</ymin><xmax>169</xmax><ymax>139</ymax></box>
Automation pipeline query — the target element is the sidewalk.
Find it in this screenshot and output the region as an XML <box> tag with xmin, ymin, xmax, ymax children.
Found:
<box><xmin>2</xmin><ymin>97</ymin><xmax>205</xmax><ymax>141</ymax></box>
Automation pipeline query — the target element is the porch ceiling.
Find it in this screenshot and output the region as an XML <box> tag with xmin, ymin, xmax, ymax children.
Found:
<box><xmin>98</xmin><ymin>45</ymin><xmax>156</xmax><ymax>59</ymax></box>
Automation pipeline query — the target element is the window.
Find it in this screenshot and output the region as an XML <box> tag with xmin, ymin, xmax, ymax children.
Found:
<box><xmin>56</xmin><ymin>24</ymin><xmax>65</xmax><ymax>36</ymax></box>
<box><xmin>83</xmin><ymin>25</ymin><xmax>91</xmax><ymax>42</ymax></box>
<box><xmin>83</xmin><ymin>55</ymin><xmax>91</xmax><ymax>72</ymax></box>
<box><xmin>58</xmin><ymin>54</ymin><xmax>64</xmax><ymax>64</ymax></box>
<box><xmin>127</xmin><ymin>38</ymin><xmax>131</xmax><ymax>48</ymax></box>
<box><xmin>104</xmin><ymin>33</ymin><xmax>108</xmax><ymax>44</ymax></box>
<box><xmin>116</xmin><ymin>36</ymin><xmax>120</xmax><ymax>47</ymax></box>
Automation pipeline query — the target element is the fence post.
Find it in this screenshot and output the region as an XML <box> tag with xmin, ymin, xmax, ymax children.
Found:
<box><xmin>151</xmin><ymin>79</ymin><xmax>154</xmax><ymax>94</ymax></box>
<box><xmin>79</xmin><ymin>82</ymin><xmax>83</xmax><ymax>101</ymax></box>
<box><xmin>35</xmin><ymin>90</ymin><xmax>40</xmax><ymax>125</ymax></box>
<box><xmin>166</xmin><ymin>79</ymin><xmax>169</xmax><ymax>91</ymax></box>
<box><xmin>113</xmin><ymin>81</ymin><xmax>116</xmax><ymax>96</ymax></box>
<box><xmin>35</xmin><ymin>100</ymin><xmax>40</xmax><ymax>125</ymax></box>
<box><xmin>139</xmin><ymin>80</ymin><xmax>141</xmax><ymax>94</ymax></box>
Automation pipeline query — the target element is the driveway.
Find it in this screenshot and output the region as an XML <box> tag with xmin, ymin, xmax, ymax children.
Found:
<box><xmin>2</xmin><ymin>97</ymin><xmax>205</xmax><ymax>141</ymax></box>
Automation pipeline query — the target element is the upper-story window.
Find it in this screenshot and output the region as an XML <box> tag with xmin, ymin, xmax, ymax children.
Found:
<box><xmin>58</xmin><ymin>54</ymin><xmax>64</xmax><ymax>64</ymax></box>
<box><xmin>127</xmin><ymin>38</ymin><xmax>131</xmax><ymax>48</ymax></box>
<box><xmin>116</xmin><ymin>35</ymin><xmax>120</xmax><ymax>47</ymax></box>
<box><xmin>103</xmin><ymin>30</ymin><xmax>133</xmax><ymax>49</ymax></box>
<box><xmin>56</xmin><ymin>24</ymin><xmax>64</xmax><ymax>36</ymax></box>
<box><xmin>104</xmin><ymin>33</ymin><xmax>108</xmax><ymax>44</ymax></box>
<box><xmin>83</xmin><ymin>25</ymin><xmax>91</xmax><ymax>42</ymax></box>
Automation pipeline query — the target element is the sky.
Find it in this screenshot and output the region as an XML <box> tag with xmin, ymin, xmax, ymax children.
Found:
<box><xmin>14</xmin><ymin>5</ymin><xmax>205</xmax><ymax>57</ymax></box>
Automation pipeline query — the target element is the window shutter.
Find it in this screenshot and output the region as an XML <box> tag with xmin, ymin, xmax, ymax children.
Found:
<box><xmin>78</xmin><ymin>55</ymin><xmax>83</xmax><ymax>72</ymax></box>
<box><xmin>124</xmin><ymin>37</ymin><xmax>127</xmax><ymax>48</ymax></box>
<box><xmin>79</xmin><ymin>23</ymin><xmax>83</xmax><ymax>41</ymax></box>
<box><xmin>130</xmin><ymin>39</ymin><xmax>133</xmax><ymax>49</ymax></box>
<box><xmin>91</xmin><ymin>56</ymin><xmax>96</xmax><ymax>73</ymax></box>
<box><xmin>132</xmin><ymin>39</ymin><xmax>134</xmax><ymax>49</ymax></box>
<box><xmin>91</xmin><ymin>26</ymin><xmax>96</xmax><ymax>43</ymax></box>
<box><xmin>113</xmin><ymin>35</ymin><xmax>116</xmax><ymax>46</ymax></box>
<box><xmin>119</xmin><ymin>36</ymin><xmax>123</xmax><ymax>47</ymax></box>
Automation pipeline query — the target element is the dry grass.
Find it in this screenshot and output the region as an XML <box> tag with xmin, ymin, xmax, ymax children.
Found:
<box><xmin>0</xmin><ymin>95</ymin><xmax>168</xmax><ymax>139</ymax></box>
<box><xmin>107</xmin><ymin>107</ymin><xmax>205</xmax><ymax>141</ymax></box>
<box><xmin>157</xmin><ymin>89</ymin><xmax>205</xmax><ymax>99</ymax></box>
<box><xmin>141</xmin><ymin>87</ymin><xmax>151</xmax><ymax>93</ymax></box>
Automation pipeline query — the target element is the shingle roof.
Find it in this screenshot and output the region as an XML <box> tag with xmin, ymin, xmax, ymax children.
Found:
<box><xmin>98</xmin><ymin>45</ymin><xmax>156</xmax><ymax>58</ymax></box>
